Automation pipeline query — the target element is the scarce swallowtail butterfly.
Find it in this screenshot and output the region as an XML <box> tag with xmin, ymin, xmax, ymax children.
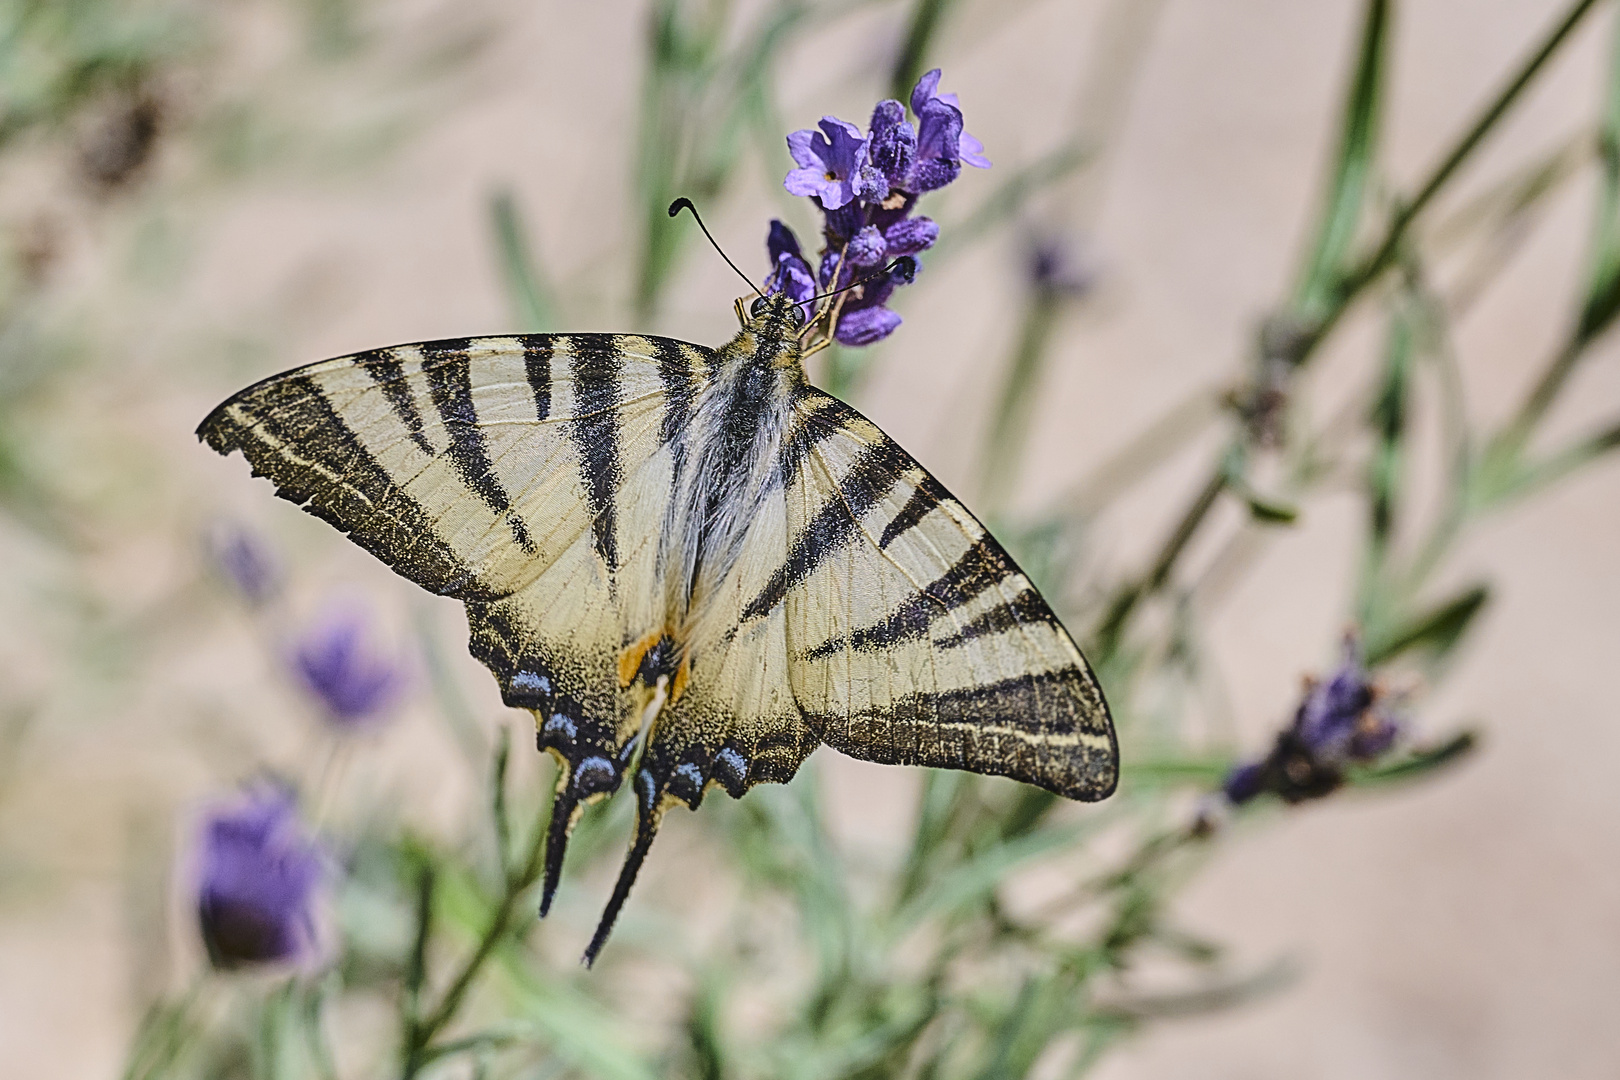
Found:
<box><xmin>199</xmin><ymin>254</ymin><xmax>1117</xmax><ymax>965</ymax></box>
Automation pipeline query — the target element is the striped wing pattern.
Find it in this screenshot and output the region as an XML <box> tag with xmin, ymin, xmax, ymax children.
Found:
<box><xmin>199</xmin><ymin>317</ymin><xmax>1116</xmax><ymax>964</ymax></box>
<box><xmin>197</xmin><ymin>333</ymin><xmax>719</xmax><ymax>908</ymax></box>
<box><xmin>774</xmin><ymin>392</ymin><xmax>1117</xmax><ymax>801</ymax></box>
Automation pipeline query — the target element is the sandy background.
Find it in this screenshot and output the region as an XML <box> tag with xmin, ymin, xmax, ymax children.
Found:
<box><xmin>2</xmin><ymin>0</ymin><xmax>1618</xmax><ymax>1076</ymax></box>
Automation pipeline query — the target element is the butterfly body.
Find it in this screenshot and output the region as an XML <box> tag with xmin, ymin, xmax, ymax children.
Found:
<box><xmin>199</xmin><ymin>293</ymin><xmax>1116</xmax><ymax>963</ymax></box>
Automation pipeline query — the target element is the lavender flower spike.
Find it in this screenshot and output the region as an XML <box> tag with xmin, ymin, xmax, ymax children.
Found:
<box><xmin>764</xmin><ymin>219</ymin><xmax>815</xmax><ymax>316</ymax></box>
<box><xmin>196</xmin><ymin>786</ymin><xmax>325</xmax><ymax>969</ymax></box>
<box><xmin>1222</xmin><ymin>635</ymin><xmax>1401</xmax><ymax>805</ymax></box>
<box><xmin>784</xmin><ymin>117</ymin><xmax>884</xmax><ymax>210</ymax></box>
<box><xmin>291</xmin><ymin>606</ymin><xmax>407</xmax><ymax>729</ymax></box>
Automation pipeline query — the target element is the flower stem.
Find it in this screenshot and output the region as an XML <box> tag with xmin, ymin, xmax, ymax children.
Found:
<box><xmin>401</xmin><ymin>794</ymin><xmax>553</xmax><ymax>1079</ymax></box>
<box><xmin>1092</xmin><ymin>0</ymin><xmax>1601</xmax><ymax>652</ymax></box>
<box><xmin>890</xmin><ymin>0</ymin><xmax>959</xmax><ymax>103</ymax></box>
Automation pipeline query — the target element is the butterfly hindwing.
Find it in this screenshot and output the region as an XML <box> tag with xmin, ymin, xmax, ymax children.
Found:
<box><xmin>779</xmin><ymin>391</ymin><xmax>1118</xmax><ymax>802</ymax></box>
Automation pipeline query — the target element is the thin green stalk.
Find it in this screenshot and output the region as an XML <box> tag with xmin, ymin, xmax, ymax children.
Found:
<box><xmin>402</xmin><ymin>797</ymin><xmax>553</xmax><ymax>1079</ymax></box>
<box><xmin>1336</xmin><ymin>0</ymin><xmax>1603</xmax><ymax>318</ymax></box>
<box><xmin>1294</xmin><ymin>0</ymin><xmax>1388</xmax><ymax>322</ymax></box>
<box><xmin>1094</xmin><ymin>0</ymin><xmax>1600</xmax><ymax>650</ymax></box>
<box><xmin>1357</xmin><ymin>284</ymin><xmax>1414</xmax><ymax>626</ymax></box>
<box><xmin>979</xmin><ymin>283</ymin><xmax>1063</xmax><ymax>510</ymax></box>
<box><xmin>890</xmin><ymin>0</ymin><xmax>959</xmax><ymax>102</ymax></box>
<box><xmin>489</xmin><ymin>189</ymin><xmax>554</xmax><ymax>332</ymax></box>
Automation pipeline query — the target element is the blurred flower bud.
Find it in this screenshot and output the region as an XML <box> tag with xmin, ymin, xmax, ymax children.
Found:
<box><xmin>195</xmin><ymin>786</ymin><xmax>326</xmax><ymax>969</ymax></box>
<box><xmin>289</xmin><ymin>605</ymin><xmax>408</xmax><ymax>730</ymax></box>
<box><xmin>1224</xmin><ymin>635</ymin><xmax>1401</xmax><ymax>806</ymax></box>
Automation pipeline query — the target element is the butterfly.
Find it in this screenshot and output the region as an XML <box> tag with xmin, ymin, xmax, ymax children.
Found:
<box><xmin>198</xmin><ymin>289</ymin><xmax>1118</xmax><ymax>964</ymax></box>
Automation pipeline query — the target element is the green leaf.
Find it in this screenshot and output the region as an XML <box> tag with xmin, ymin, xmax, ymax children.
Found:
<box><xmin>1122</xmin><ymin>756</ymin><xmax>1232</xmax><ymax>787</ymax></box>
<box><xmin>1578</xmin><ymin>10</ymin><xmax>1620</xmax><ymax>342</ymax></box>
<box><xmin>488</xmin><ymin>188</ymin><xmax>553</xmax><ymax>332</ymax></box>
<box><xmin>889</xmin><ymin>818</ymin><xmax>1096</xmax><ymax>932</ymax></box>
<box><xmin>1293</xmin><ymin>0</ymin><xmax>1388</xmax><ymax>323</ymax></box>
<box><xmin>1366</xmin><ymin>584</ymin><xmax>1490</xmax><ymax>664</ymax></box>
<box><xmin>1367</xmin><ymin>296</ymin><xmax>1414</xmax><ymax>547</ymax></box>
<box><xmin>1244</xmin><ymin>493</ymin><xmax>1300</xmax><ymax>525</ymax></box>
<box><xmin>1348</xmin><ymin>730</ymin><xmax>1479</xmax><ymax>785</ymax></box>
<box><xmin>1092</xmin><ymin>957</ymin><xmax>1298</xmax><ymax>1020</ymax></box>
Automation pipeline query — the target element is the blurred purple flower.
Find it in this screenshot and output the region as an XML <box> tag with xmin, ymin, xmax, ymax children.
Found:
<box><xmin>290</xmin><ymin>607</ymin><xmax>407</xmax><ymax>729</ymax></box>
<box><xmin>208</xmin><ymin>522</ymin><xmax>280</xmax><ymax>606</ymax></box>
<box><xmin>1223</xmin><ymin>636</ymin><xmax>1401</xmax><ymax>805</ymax></box>
<box><xmin>768</xmin><ymin>69</ymin><xmax>986</xmax><ymax>347</ymax></box>
<box><xmin>196</xmin><ymin>786</ymin><xmax>325</xmax><ymax>969</ymax></box>
<box><xmin>1028</xmin><ymin>234</ymin><xmax>1096</xmax><ymax>298</ymax></box>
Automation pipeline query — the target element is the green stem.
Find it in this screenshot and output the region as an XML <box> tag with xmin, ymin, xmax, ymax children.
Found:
<box><xmin>488</xmin><ymin>189</ymin><xmax>553</xmax><ymax>332</ymax></box>
<box><xmin>1335</xmin><ymin>0</ymin><xmax>1603</xmax><ymax>315</ymax></box>
<box><xmin>402</xmin><ymin>799</ymin><xmax>552</xmax><ymax>1079</ymax></box>
<box><xmin>979</xmin><ymin>286</ymin><xmax>1062</xmax><ymax>510</ymax></box>
<box><xmin>1095</xmin><ymin>0</ymin><xmax>1602</xmax><ymax>650</ymax></box>
<box><xmin>890</xmin><ymin>0</ymin><xmax>959</xmax><ymax>102</ymax></box>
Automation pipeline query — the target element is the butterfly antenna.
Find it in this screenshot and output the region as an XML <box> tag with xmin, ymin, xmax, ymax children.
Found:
<box><xmin>805</xmin><ymin>255</ymin><xmax>917</xmax><ymax>305</ymax></box>
<box><xmin>668</xmin><ymin>198</ymin><xmax>763</xmax><ymax>299</ymax></box>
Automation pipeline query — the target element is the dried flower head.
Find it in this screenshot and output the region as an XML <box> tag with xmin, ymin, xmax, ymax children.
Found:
<box><xmin>196</xmin><ymin>786</ymin><xmax>325</xmax><ymax>969</ymax></box>
<box><xmin>1224</xmin><ymin>636</ymin><xmax>1401</xmax><ymax>805</ymax></box>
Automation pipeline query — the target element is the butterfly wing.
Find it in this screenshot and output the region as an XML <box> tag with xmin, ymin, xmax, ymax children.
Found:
<box><xmin>778</xmin><ymin>391</ymin><xmax>1117</xmax><ymax>801</ymax></box>
<box><xmin>198</xmin><ymin>332</ymin><xmax>715</xmax><ymax>907</ymax></box>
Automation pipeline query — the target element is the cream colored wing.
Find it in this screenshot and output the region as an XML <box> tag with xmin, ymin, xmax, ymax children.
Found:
<box><xmin>198</xmin><ymin>332</ymin><xmax>716</xmax><ymax>918</ymax></box>
<box><xmin>773</xmin><ymin>391</ymin><xmax>1117</xmax><ymax>801</ymax></box>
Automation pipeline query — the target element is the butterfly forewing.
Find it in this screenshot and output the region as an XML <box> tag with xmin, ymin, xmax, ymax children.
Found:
<box><xmin>780</xmin><ymin>392</ymin><xmax>1117</xmax><ymax>802</ymax></box>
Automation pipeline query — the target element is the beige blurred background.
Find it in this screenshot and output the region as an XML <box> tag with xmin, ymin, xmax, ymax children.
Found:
<box><xmin>2</xmin><ymin>0</ymin><xmax>1618</xmax><ymax>1076</ymax></box>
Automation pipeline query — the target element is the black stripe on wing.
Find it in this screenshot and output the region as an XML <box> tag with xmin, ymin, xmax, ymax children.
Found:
<box><xmin>802</xmin><ymin>666</ymin><xmax>1116</xmax><ymax>802</ymax></box>
<box><xmin>357</xmin><ymin>349</ymin><xmax>434</xmax><ymax>455</ymax></box>
<box><xmin>799</xmin><ymin>536</ymin><xmax>1034</xmax><ymax>659</ymax></box>
<box><xmin>197</xmin><ymin>375</ymin><xmax>491</xmax><ymax>600</ymax></box>
<box><xmin>423</xmin><ymin>339</ymin><xmax>537</xmax><ymax>555</ymax></box>
<box><xmin>743</xmin><ymin>438</ymin><xmax>902</xmax><ymax>621</ymax></box>
<box><xmin>567</xmin><ymin>335</ymin><xmax>625</xmax><ymax>571</ymax></box>
<box><xmin>523</xmin><ymin>338</ymin><xmax>553</xmax><ymax>420</ymax></box>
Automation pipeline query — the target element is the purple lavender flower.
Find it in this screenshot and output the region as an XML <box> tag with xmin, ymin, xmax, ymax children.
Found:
<box><xmin>1223</xmin><ymin>637</ymin><xmax>1401</xmax><ymax>805</ymax></box>
<box><xmin>868</xmin><ymin>100</ymin><xmax>916</xmax><ymax>189</ymax></box>
<box><xmin>196</xmin><ymin>786</ymin><xmax>325</xmax><ymax>969</ymax></box>
<box><xmin>910</xmin><ymin>70</ymin><xmax>991</xmax><ymax>169</ymax></box>
<box><xmin>764</xmin><ymin>220</ymin><xmax>816</xmax><ymax>316</ymax></box>
<box><xmin>884</xmin><ymin>216</ymin><xmax>938</xmax><ymax>257</ymax></box>
<box><xmin>784</xmin><ymin>118</ymin><xmax>884</xmax><ymax>210</ymax></box>
<box><xmin>908</xmin><ymin>69</ymin><xmax>991</xmax><ymax>192</ymax></box>
<box><xmin>208</xmin><ymin>522</ymin><xmax>280</xmax><ymax>606</ymax></box>
<box><xmin>290</xmin><ymin>606</ymin><xmax>407</xmax><ymax>729</ymax></box>
<box><xmin>768</xmin><ymin>69</ymin><xmax>987</xmax><ymax>348</ymax></box>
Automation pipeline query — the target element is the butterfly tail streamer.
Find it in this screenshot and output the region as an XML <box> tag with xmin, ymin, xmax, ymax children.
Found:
<box><xmin>538</xmin><ymin>784</ymin><xmax>582</xmax><ymax>918</ymax></box>
<box><xmin>582</xmin><ymin>767</ymin><xmax>668</xmax><ymax>966</ymax></box>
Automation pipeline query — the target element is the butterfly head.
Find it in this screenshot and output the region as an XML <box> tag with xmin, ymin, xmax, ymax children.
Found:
<box><xmin>745</xmin><ymin>292</ymin><xmax>808</xmax><ymax>334</ymax></box>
